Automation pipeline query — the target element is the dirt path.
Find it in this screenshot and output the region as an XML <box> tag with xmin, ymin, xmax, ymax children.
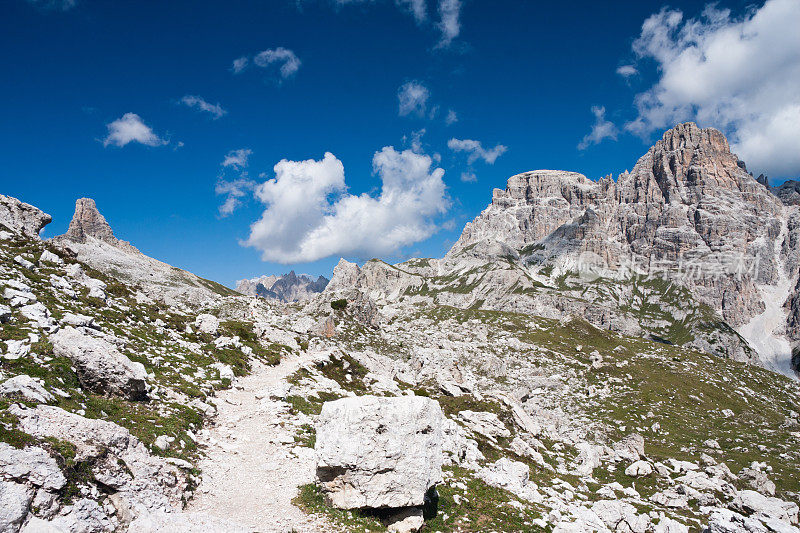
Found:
<box><xmin>187</xmin><ymin>351</ymin><xmax>333</xmax><ymax>532</ymax></box>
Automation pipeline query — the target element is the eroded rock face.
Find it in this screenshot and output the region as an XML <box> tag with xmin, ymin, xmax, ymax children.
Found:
<box><xmin>0</xmin><ymin>194</ymin><xmax>51</xmax><ymax>240</ymax></box>
<box><xmin>61</xmin><ymin>198</ymin><xmax>120</xmax><ymax>246</ymax></box>
<box><xmin>315</xmin><ymin>395</ymin><xmax>444</xmax><ymax>509</ymax></box>
<box><xmin>51</xmin><ymin>326</ymin><xmax>148</xmax><ymax>400</ymax></box>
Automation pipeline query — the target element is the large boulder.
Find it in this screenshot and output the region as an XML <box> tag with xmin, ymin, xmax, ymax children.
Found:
<box><xmin>0</xmin><ymin>194</ymin><xmax>51</xmax><ymax>240</ymax></box>
<box><xmin>315</xmin><ymin>395</ymin><xmax>444</xmax><ymax>509</ymax></box>
<box><xmin>50</xmin><ymin>326</ymin><xmax>148</xmax><ymax>400</ymax></box>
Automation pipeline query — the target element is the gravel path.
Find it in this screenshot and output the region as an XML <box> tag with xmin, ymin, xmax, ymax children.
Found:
<box><xmin>188</xmin><ymin>351</ymin><xmax>334</xmax><ymax>532</ymax></box>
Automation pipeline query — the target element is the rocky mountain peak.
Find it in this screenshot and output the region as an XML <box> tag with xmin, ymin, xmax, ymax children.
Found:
<box><xmin>61</xmin><ymin>198</ymin><xmax>120</xmax><ymax>246</ymax></box>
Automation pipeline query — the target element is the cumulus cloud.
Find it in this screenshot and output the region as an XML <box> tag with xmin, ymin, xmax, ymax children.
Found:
<box><xmin>102</xmin><ymin>113</ymin><xmax>167</xmax><ymax>148</ymax></box>
<box><xmin>577</xmin><ymin>106</ymin><xmax>618</xmax><ymax>150</ymax></box>
<box><xmin>625</xmin><ymin>0</ymin><xmax>800</xmax><ymax>177</ymax></box>
<box><xmin>231</xmin><ymin>56</ymin><xmax>249</xmax><ymax>74</ymax></box>
<box><xmin>445</xmin><ymin>109</ymin><xmax>458</xmax><ymax>125</ymax></box>
<box><xmin>222</xmin><ymin>148</ymin><xmax>253</xmax><ymax>170</ymax></box>
<box><xmin>398</xmin><ymin>81</ymin><xmax>430</xmax><ymax>117</ymax></box>
<box><xmin>616</xmin><ymin>65</ymin><xmax>637</xmax><ymax>78</ymax></box>
<box><xmin>254</xmin><ymin>47</ymin><xmax>301</xmax><ymax>79</ymax></box>
<box><xmin>396</xmin><ymin>0</ymin><xmax>426</xmax><ymax>23</ymax></box>
<box><xmin>232</xmin><ymin>47</ymin><xmax>301</xmax><ymax>81</ymax></box>
<box><xmin>447</xmin><ymin>138</ymin><xmax>507</xmax><ymax>164</ymax></box>
<box><xmin>437</xmin><ymin>0</ymin><xmax>462</xmax><ymax>47</ymax></box>
<box><xmin>216</xmin><ymin>149</ymin><xmax>255</xmax><ymax>216</ymax></box>
<box><xmin>179</xmin><ymin>95</ymin><xmax>227</xmax><ymax>119</ymax></box>
<box><xmin>460</xmin><ymin>171</ymin><xmax>477</xmax><ymax>183</ymax></box>
<box><xmin>217</xmin><ymin>178</ymin><xmax>256</xmax><ymax>217</ymax></box>
<box><xmin>244</xmin><ymin>148</ymin><xmax>449</xmax><ymax>263</ymax></box>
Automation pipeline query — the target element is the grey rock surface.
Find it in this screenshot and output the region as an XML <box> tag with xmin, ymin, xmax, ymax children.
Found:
<box><xmin>315</xmin><ymin>395</ymin><xmax>444</xmax><ymax>509</ymax></box>
<box><xmin>50</xmin><ymin>326</ymin><xmax>148</xmax><ymax>400</ymax></box>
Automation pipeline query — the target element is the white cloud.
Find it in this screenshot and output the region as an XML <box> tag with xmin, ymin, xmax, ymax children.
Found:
<box><xmin>626</xmin><ymin>0</ymin><xmax>800</xmax><ymax>177</ymax></box>
<box><xmin>254</xmin><ymin>47</ymin><xmax>301</xmax><ymax>79</ymax></box>
<box><xmin>616</xmin><ymin>65</ymin><xmax>637</xmax><ymax>78</ymax></box>
<box><xmin>396</xmin><ymin>0</ymin><xmax>426</xmax><ymax>23</ymax></box>
<box><xmin>447</xmin><ymin>138</ymin><xmax>507</xmax><ymax>164</ymax></box>
<box><xmin>244</xmin><ymin>148</ymin><xmax>449</xmax><ymax>263</ymax></box>
<box><xmin>231</xmin><ymin>56</ymin><xmax>249</xmax><ymax>74</ymax></box>
<box><xmin>26</xmin><ymin>0</ymin><xmax>76</xmax><ymax>10</ymax></box>
<box><xmin>216</xmin><ymin>178</ymin><xmax>256</xmax><ymax>217</ymax></box>
<box><xmin>460</xmin><ymin>171</ymin><xmax>477</xmax><ymax>183</ymax></box>
<box><xmin>398</xmin><ymin>81</ymin><xmax>430</xmax><ymax>117</ymax></box>
<box><xmin>179</xmin><ymin>95</ymin><xmax>227</xmax><ymax>119</ymax></box>
<box><xmin>102</xmin><ymin>113</ymin><xmax>167</xmax><ymax>148</ymax></box>
<box><xmin>222</xmin><ymin>148</ymin><xmax>252</xmax><ymax>170</ymax></box>
<box><xmin>577</xmin><ymin>106</ymin><xmax>618</xmax><ymax>150</ymax></box>
<box><xmin>216</xmin><ymin>149</ymin><xmax>254</xmax><ymax>216</ymax></box>
<box><xmin>405</xmin><ymin>128</ymin><xmax>426</xmax><ymax>153</ymax></box>
<box><xmin>436</xmin><ymin>0</ymin><xmax>462</xmax><ymax>47</ymax></box>
<box><xmin>445</xmin><ymin>109</ymin><xmax>458</xmax><ymax>125</ymax></box>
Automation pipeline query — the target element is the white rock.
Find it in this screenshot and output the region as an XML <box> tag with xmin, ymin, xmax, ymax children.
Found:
<box><xmin>625</xmin><ymin>460</ymin><xmax>653</xmax><ymax>478</ymax></box>
<box><xmin>13</xmin><ymin>255</ymin><xmax>35</xmax><ymax>270</ymax></box>
<box><xmin>457</xmin><ymin>410</ymin><xmax>510</xmax><ymax>440</ymax></box>
<box><xmin>0</xmin><ymin>443</ymin><xmax>66</xmax><ymax>491</ymax></box>
<box><xmin>315</xmin><ymin>395</ymin><xmax>444</xmax><ymax>509</ymax></box>
<box><xmin>51</xmin><ymin>326</ymin><xmax>148</xmax><ymax>400</ymax></box>
<box><xmin>731</xmin><ymin>490</ymin><xmax>799</xmax><ymax>525</ymax></box>
<box><xmin>573</xmin><ymin>442</ymin><xmax>603</xmax><ymax>477</ymax></box>
<box><xmin>19</xmin><ymin>303</ymin><xmax>55</xmax><ymax>330</ymax></box>
<box><xmin>194</xmin><ymin>314</ymin><xmax>219</xmax><ymax>336</ymax></box>
<box><xmin>0</xmin><ymin>480</ymin><xmax>34</xmax><ymax>533</ymax></box>
<box><xmin>210</xmin><ymin>363</ymin><xmax>235</xmax><ymax>382</ymax></box>
<box><xmin>60</xmin><ymin>313</ymin><xmax>96</xmax><ymax>328</ymax></box>
<box><xmin>2</xmin><ymin>340</ymin><xmax>31</xmax><ymax>360</ymax></box>
<box><xmin>591</xmin><ymin>499</ymin><xmax>650</xmax><ymax>533</ymax></box>
<box><xmin>0</xmin><ymin>375</ymin><xmax>54</xmax><ymax>404</ymax></box>
<box><xmin>39</xmin><ymin>250</ymin><xmax>63</xmax><ymax>265</ymax></box>
<box><xmin>386</xmin><ymin>507</ymin><xmax>424</xmax><ymax>533</ymax></box>
<box><xmin>9</xmin><ymin>404</ymin><xmax>186</xmax><ymax>515</ymax></box>
<box><xmin>477</xmin><ymin>458</ymin><xmax>542</xmax><ymax>503</ymax></box>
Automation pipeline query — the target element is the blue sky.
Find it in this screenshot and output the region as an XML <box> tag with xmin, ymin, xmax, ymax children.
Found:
<box><xmin>2</xmin><ymin>0</ymin><xmax>798</xmax><ymax>287</ymax></box>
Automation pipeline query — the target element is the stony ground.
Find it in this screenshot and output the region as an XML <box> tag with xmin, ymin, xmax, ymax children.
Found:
<box><xmin>188</xmin><ymin>353</ymin><xmax>334</xmax><ymax>532</ymax></box>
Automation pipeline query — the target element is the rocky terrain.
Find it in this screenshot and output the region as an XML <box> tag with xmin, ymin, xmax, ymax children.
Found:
<box><xmin>236</xmin><ymin>272</ymin><xmax>329</xmax><ymax>303</ymax></box>
<box><xmin>0</xmin><ymin>122</ymin><xmax>799</xmax><ymax>533</ymax></box>
<box><xmin>328</xmin><ymin>124</ymin><xmax>800</xmax><ymax>377</ymax></box>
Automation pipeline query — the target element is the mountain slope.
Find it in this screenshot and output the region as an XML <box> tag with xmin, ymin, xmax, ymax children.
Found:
<box><xmin>53</xmin><ymin>198</ymin><xmax>236</xmax><ymax>309</ymax></box>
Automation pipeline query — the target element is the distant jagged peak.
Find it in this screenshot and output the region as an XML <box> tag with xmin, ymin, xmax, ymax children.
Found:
<box><xmin>236</xmin><ymin>270</ymin><xmax>329</xmax><ymax>302</ymax></box>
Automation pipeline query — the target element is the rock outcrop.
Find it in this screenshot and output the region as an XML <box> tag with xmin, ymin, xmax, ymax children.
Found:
<box><xmin>61</xmin><ymin>198</ymin><xmax>124</xmax><ymax>246</ymax></box>
<box><xmin>51</xmin><ymin>326</ymin><xmax>149</xmax><ymax>400</ymax></box>
<box><xmin>315</xmin><ymin>395</ymin><xmax>444</xmax><ymax>510</ymax></box>
<box><xmin>0</xmin><ymin>194</ymin><xmax>51</xmax><ymax>240</ymax></box>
